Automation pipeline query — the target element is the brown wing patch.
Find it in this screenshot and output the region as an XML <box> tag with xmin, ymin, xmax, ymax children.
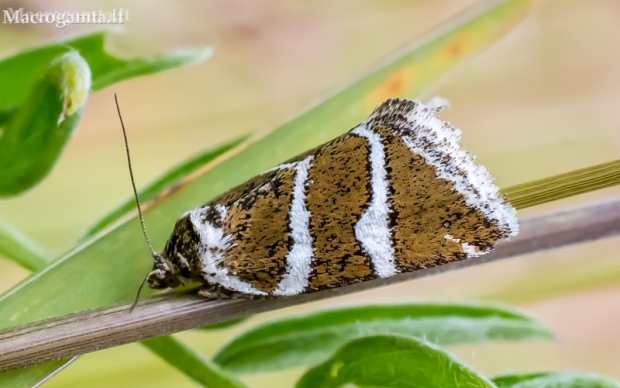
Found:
<box><xmin>373</xmin><ymin>124</ymin><xmax>504</xmax><ymax>270</ymax></box>
<box><xmin>218</xmin><ymin>165</ymin><xmax>297</xmax><ymax>293</ymax></box>
<box><xmin>306</xmin><ymin>133</ymin><xmax>375</xmax><ymax>291</ymax></box>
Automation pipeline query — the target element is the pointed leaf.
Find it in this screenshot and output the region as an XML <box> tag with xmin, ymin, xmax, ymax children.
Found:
<box><xmin>296</xmin><ymin>335</ymin><xmax>495</xmax><ymax>388</ymax></box>
<box><xmin>215</xmin><ymin>302</ymin><xmax>554</xmax><ymax>374</ymax></box>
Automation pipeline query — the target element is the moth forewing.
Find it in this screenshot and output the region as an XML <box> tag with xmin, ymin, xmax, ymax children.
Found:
<box><xmin>144</xmin><ymin>98</ymin><xmax>518</xmax><ymax>299</ymax></box>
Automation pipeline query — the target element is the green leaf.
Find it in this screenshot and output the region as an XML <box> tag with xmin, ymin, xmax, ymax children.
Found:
<box><xmin>0</xmin><ymin>32</ymin><xmax>212</xmax><ymax>111</ymax></box>
<box><xmin>0</xmin><ymin>0</ymin><xmax>535</xmax><ymax>385</ymax></box>
<box><xmin>296</xmin><ymin>335</ymin><xmax>496</xmax><ymax>388</ymax></box>
<box><xmin>214</xmin><ymin>302</ymin><xmax>554</xmax><ymax>374</ymax></box>
<box><xmin>0</xmin><ymin>51</ymin><xmax>90</xmax><ymax>196</ymax></box>
<box><xmin>0</xmin><ymin>219</ymin><xmax>54</xmax><ymax>271</ymax></box>
<box><xmin>0</xmin><ymin>32</ymin><xmax>211</xmax><ymax>196</ymax></box>
<box><xmin>82</xmin><ymin>134</ymin><xmax>250</xmax><ymax>240</ymax></box>
<box><xmin>493</xmin><ymin>371</ymin><xmax>620</xmax><ymax>388</ymax></box>
<box><xmin>141</xmin><ymin>336</ymin><xmax>248</xmax><ymax>388</ymax></box>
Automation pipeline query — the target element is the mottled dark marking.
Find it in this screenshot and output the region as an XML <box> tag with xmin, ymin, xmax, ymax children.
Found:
<box><xmin>217</xmin><ymin>165</ymin><xmax>298</xmax><ymax>293</ymax></box>
<box><xmin>305</xmin><ymin>134</ymin><xmax>375</xmax><ymax>291</ymax></box>
<box><xmin>206</xmin><ymin>144</ymin><xmax>325</xmax><ymax>208</ymax></box>
<box><xmin>151</xmin><ymin>98</ymin><xmax>516</xmax><ymax>298</ymax></box>
<box><xmin>367</xmin><ymin>100</ymin><xmax>505</xmax><ymax>271</ymax></box>
<box><xmin>209</xmin><ymin>169</ymin><xmax>281</xmax><ymax>208</ymax></box>
<box><xmin>163</xmin><ymin>215</ymin><xmax>201</xmax><ymax>279</ymax></box>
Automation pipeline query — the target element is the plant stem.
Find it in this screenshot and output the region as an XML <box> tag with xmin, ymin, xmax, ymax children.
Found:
<box><xmin>0</xmin><ymin>198</ymin><xmax>618</xmax><ymax>372</ymax></box>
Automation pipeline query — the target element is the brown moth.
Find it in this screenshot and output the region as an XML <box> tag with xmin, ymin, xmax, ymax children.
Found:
<box><xmin>131</xmin><ymin>98</ymin><xmax>518</xmax><ymax>299</ymax></box>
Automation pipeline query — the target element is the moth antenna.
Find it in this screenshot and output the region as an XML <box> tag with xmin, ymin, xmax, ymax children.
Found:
<box><xmin>114</xmin><ymin>94</ymin><xmax>157</xmax><ymax>258</ymax></box>
<box><xmin>129</xmin><ymin>274</ymin><xmax>149</xmax><ymax>313</ymax></box>
<box><xmin>115</xmin><ymin>94</ymin><xmax>158</xmax><ymax>313</ymax></box>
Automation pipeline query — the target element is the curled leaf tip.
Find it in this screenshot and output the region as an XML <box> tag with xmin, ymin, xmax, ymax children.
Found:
<box><xmin>51</xmin><ymin>51</ymin><xmax>92</xmax><ymax>123</ymax></box>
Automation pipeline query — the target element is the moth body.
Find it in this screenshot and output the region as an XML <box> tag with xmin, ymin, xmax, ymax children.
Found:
<box><xmin>145</xmin><ymin>98</ymin><xmax>518</xmax><ymax>297</ymax></box>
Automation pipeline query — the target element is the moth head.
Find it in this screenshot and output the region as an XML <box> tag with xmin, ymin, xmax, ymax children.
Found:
<box><xmin>146</xmin><ymin>252</ymin><xmax>185</xmax><ymax>290</ymax></box>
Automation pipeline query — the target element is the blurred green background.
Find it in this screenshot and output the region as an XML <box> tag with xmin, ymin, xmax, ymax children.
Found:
<box><xmin>0</xmin><ymin>0</ymin><xmax>619</xmax><ymax>387</ymax></box>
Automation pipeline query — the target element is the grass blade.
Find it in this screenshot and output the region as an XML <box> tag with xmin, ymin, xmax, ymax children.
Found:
<box><xmin>0</xmin><ymin>199</ymin><xmax>616</xmax><ymax>375</ymax></box>
<box><xmin>0</xmin><ymin>51</ymin><xmax>90</xmax><ymax>196</ymax></box>
<box><xmin>0</xmin><ymin>219</ymin><xmax>54</xmax><ymax>272</ymax></box>
<box><xmin>214</xmin><ymin>302</ymin><xmax>553</xmax><ymax>374</ymax></box>
<box><xmin>0</xmin><ymin>0</ymin><xmax>536</xmax><ymax>384</ymax></box>
<box><xmin>0</xmin><ymin>0</ymin><xmax>534</xmax><ymax>326</ymax></box>
<box><xmin>493</xmin><ymin>371</ymin><xmax>620</xmax><ymax>388</ymax></box>
<box><xmin>141</xmin><ymin>336</ymin><xmax>247</xmax><ymax>388</ymax></box>
<box><xmin>504</xmin><ymin>159</ymin><xmax>620</xmax><ymax>209</ymax></box>
<box><xmin>81</xmin><ymin>134</ymin><xmax>250</xmax><ymax>240</ymax></box>
<box><xmin>295</xmin><ymin>335</ymin><xmax>495</xmax><ymax>388</ymax></box>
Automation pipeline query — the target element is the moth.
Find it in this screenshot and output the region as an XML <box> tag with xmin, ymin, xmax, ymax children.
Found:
<box><xmin>119</xmin><ymin>97</ymin><xmax>518</xmax><ymax>302</ymax></box>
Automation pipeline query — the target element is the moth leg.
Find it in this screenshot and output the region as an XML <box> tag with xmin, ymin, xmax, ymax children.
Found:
<box><xmin>197</xmin><ymin>288</ymin><xmax>230</xmax><ymax>299</ymax></box>
<box><xmin>197</xmin><ymin>283</ymin><xmax>257</xmax><ymax>299</ymax></box>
